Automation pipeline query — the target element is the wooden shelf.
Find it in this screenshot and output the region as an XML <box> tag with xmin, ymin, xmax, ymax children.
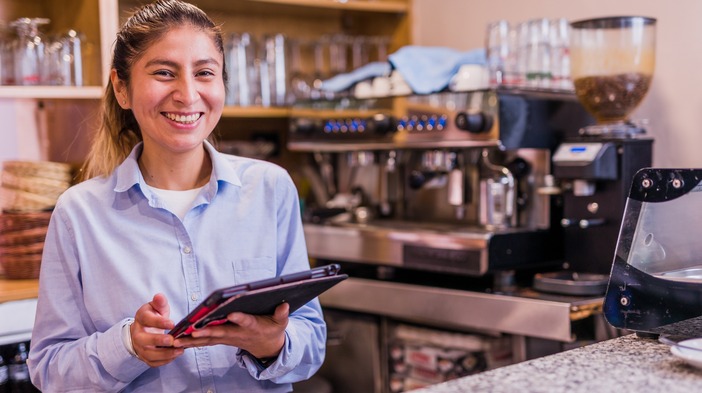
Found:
<box><xmin>220</xmin><ymin>106</ymin><xmax>392</xmax><ymax>119</ymax></box>
<box><xmin>0</xmin><ymin>86</ymin><xmax>104</xmax><ymax>100</ymax></box>
<box><xmin>0</xmin><ymin>278</ymin><xmax>39</xmax><ymax>303</ymax></box>
<box><xmin>291</xmin><ymin>107</ymin><xmax>386</xmax><ymax>118</ymax></box>
<box><xmin>249</xmin><ymin>0</ymin><xmax>409</xmax><ymax>13</ymax></box>
<box><xmin>221</xmin><ymin>106</ymin><xmax>291</xmax><ymax>118</ymax></box>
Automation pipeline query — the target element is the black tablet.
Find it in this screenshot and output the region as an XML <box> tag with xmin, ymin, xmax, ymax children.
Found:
<box><xmin>168</xmin><ymin>264</ymin><xmax>347</xmax><ymax>338</ymax></box>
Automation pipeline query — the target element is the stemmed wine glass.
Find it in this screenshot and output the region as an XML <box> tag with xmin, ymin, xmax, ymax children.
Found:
<box><xmin>11</xmin><ymin>17</ymin><xmax>50</xmax><ymax>86</ymax></box>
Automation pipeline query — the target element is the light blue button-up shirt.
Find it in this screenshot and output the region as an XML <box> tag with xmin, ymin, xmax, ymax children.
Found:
<box><xmin>28</xmin><ymin>141</ymin><xmax>326</xmax><ymax>392</ymax></box>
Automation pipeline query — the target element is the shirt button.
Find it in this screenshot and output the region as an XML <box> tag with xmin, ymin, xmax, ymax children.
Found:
<box><xmin>183</xmin><ymin>246</ymin><xmax>192</xmax><ymax>254</ymax></box>
<box><xmin>191</xmin><ymin>293</ymin><xmax>198</xmax><ymax>301</ymax></box>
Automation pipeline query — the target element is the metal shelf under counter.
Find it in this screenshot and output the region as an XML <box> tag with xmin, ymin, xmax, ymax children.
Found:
<box><xmin>319</xmin><ymin>277</ymin><xmax>603</xmax><ymax>343</ymax></box>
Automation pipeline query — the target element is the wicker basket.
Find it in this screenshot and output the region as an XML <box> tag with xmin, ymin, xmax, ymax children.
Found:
<box><xmin>0</xmin><ymin>187</ymin><xmax>59</xmax><ymax>213</ymax></box>
<box><xmin>1</xmin><ymin>171</ymin><xmax>70</xmax><ymax>199</ymax></box>
<box><xmin>0</xmin><ymin>211</ymin><xmax>50</xmax><ymax>279</ymax></box>
<box><xmin>1</xmin><ymin>160</ymin><xmax>73</xmax><ymax>213</ymax></box>
<box><xmin>1</xmin><ymin>253</ymin><xmax>42</xmax><ymax>279</ymax></box>
<box><xmin>0</xmin><ymin>226</ymin><xmax>48</xmax><ymax>247</ymax></box>
<box><xmin>0</xmin><ymin>241</ymin><xmax>44</xmax><ymax>255</ymax></box>
<box><xmin>2</xmin><ymin>160</ymin><xmax>73</xmax><ymax>183</ymax></box>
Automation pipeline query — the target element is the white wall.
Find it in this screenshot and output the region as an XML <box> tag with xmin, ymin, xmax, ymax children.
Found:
<box><xmin>0</xmin><ymin>99</ymin><xmax>45</xmax><ymax>162</ymax></box>
<box><xmin>413</xmin><ymin>0</ymin><xmax>702</xmax><ymax>167</ymax></box>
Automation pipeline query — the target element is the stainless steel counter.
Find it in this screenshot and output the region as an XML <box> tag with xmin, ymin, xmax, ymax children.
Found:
<box><xmin>320</xmin><ymin>277</ymin><xmax>602</xmax><ymax>343</ymax></box>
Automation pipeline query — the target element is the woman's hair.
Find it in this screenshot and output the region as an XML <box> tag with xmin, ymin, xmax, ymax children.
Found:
<box><xmin>80</xmin><ymin>0</ymin><xmax>226</xmax><ymax>181</ymax></box>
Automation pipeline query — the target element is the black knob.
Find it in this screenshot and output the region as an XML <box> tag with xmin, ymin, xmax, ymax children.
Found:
<box><xmin>455</xmin><ymin>112</ymin><xmax>494</xmax><ymax>133</ymax></box>
<box><xmin>506</xmin><ymin>157</ymin><xmax>531</xmax><ymax>179</ymax></box>
<box><xmin>366</xmin><ymin>114</ymin><xmax>396</xmax><ymax>135</ymax></box>
<box><xmin>409</xmin><ymin>170</ymin><xmax>435</xmax><ymax>190</ymax></box>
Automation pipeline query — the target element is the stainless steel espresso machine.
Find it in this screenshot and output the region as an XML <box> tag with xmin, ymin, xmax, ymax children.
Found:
<box><xmin>287</xmin><ymin>88</ymin><xmax>623</xmax><ymax>393</ymax></box>
<box><xmin>291</xmin><ymin>90</ymin><xmax>563</xmax><ymax>279</ymax></box>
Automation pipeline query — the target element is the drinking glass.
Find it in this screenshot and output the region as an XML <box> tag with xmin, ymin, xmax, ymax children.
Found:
<box><xmin>261</xmin><ymin>33</ymin><xmax>288</xmax><ymax>106</ymax></box>
<box><xmin>0</xmin><ymin>36</ymin><xmax>15</xmax><ymax>85</ymax></box>
<box><xmin>525</xmin><ymin>18</ymin><xmax>551</xmax><ymax>88</ymax></box>
<box><xmin>372</xmin><ymin>35</ymin><xmax>392</xmax><ymax>63</ymax></box>
<box><xmin>61</xmin><ymin>29</ymin><xmax>84</xmax><ymax>86</ymax></box>
<box><xmin>310</xmin><ymin>37</ymin><xmax>333</xmax><ymax>100</ymax></box>
<box><xmin>289</xmin><ymin>39</ymin><xmax>312</xmax><ymax>101</ymax></box>
<box><xmin>328</xmin><ymin>34</ymin><xmax>351</xmax><ymax>97</ymax></box>
<box><xmin>514</xmin><ymin>21</ymin><xmax>530</xmax><ymax>87</ymax></box>
<box><xmin>329</xmin><ymin>34</ymin><xmax>349</xmax><ymax>75</ymax></box>
<box><xmin>43</xmin><ymin>35</ymin><xmax>62</xmax><ymax>85</ymax></box>
<box><xmin>45</xmin><ymin>30</ymin><xmax>85</xmax><ymax>86</ymax></box>
<box><xmin>351</xmin><ymin>36</ymin><xmax>370</xmax><ymax>70</ymax></box>
<box><xmin>225</xmin><ymin>32</ymin><xmax>258</xmax><ymax>106</ymax></box>
<box><xmin>549</xmin><ymin>18</ymin><xmax>571</xmax><ymax>90</ymax></box>
<box><xmin>11</xmin><ymin>18</ymin><xmax>50</xmax><ymax>86</ymax></box>
<box><xmin>502</xmin><ymin>26</ymin><xmax>519</xmax><ymax>86</ymax></box>
<box><xmin>486</xmin><ymin>20</ymin><xmax>510</xmax><ymax>86</ymax></box>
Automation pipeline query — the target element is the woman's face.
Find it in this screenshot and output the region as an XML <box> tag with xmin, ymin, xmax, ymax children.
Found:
<box><xmin>114</xmin><ymin>25</ymin><xmax>225</xmax><ymax>157</ymax></box>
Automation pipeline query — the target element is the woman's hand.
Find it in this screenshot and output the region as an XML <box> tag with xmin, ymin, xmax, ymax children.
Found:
<box><xmin>131</xmin><ymin>293</ymin><xmax>184</xmax><ymax>367</ymax></box>
<box><xmin>172</xmin><ymin>302</ymin><xmax>290</xmax><ymax>360</ymax></box>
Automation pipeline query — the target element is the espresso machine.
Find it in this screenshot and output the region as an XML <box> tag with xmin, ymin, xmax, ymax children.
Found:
<box><xmin>289</xmin><ymin>90</ymin><xmax>572</xmax><ymax>280</ymax></box>
<box><xmin>287</xmin><ymin>87</ymin><xmax>611</xmax><ymax>393</ymax></box>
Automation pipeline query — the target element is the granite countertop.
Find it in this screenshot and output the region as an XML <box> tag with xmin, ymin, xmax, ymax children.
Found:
<box><xmin>414</xmin><ymin>317</ymin><xmax>702</xmax><ymax>393</ymax></box>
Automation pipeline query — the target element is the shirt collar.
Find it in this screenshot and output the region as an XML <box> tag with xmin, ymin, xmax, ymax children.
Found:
<box><xmin>113</xmin><ymin>140</ymin><xmax>242</xmax><ymax>194</ymax></box>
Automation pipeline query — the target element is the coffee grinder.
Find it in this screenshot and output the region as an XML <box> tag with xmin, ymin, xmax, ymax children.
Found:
<box><xmin>535</xmin><ymin>16</ymin><xmax>656</xmax><ymax>293</ymax></box>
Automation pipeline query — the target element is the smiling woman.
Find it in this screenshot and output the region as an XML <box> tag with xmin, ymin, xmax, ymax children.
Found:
<box><xmin>113</xmin><ymin>25</ymin><xmax>226</xmax><ymax>190</ymax></box>
<box><xmin>80</xmin><ymin>0</ymin><xmax>228</xmax><ymax>183</ymax></box>
<box><xmin>25</xmin><ymin>1</ymin><xmax>326</xmax><ymax>392</ymax></box>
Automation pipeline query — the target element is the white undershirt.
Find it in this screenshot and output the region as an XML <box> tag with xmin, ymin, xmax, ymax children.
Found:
<box><xmin>145</xmin><ymin>184</ymin><xmax>205</xmax><ymax>220</ymax></box>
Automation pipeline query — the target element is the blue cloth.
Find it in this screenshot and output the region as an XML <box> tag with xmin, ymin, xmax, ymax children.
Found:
<box><xmin>28</xmin><ymin>141</ymin><xmax>325</xmax><ymax>392</ymax></box>
<box><xmin>321</xmin><ymin>61</ymin><xmax>391</xmax><ymax>92</ymax></box>
<box><xmin>388</xmin><ymin>46</ymin><xmax>486</xmax><ymax>94</ymax></box>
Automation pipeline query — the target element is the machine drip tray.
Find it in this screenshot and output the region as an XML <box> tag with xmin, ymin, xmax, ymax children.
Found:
<box><xmin>533</xmin><ymin>271</ymin><xmax>609</xmax><ymax>296</ymax></box>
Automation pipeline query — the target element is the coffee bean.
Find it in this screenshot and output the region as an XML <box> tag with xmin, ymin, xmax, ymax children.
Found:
<box><xmin>574</xmin><ymin>73</ymin><xmax>652</xmax><ymax>123</ymax></box>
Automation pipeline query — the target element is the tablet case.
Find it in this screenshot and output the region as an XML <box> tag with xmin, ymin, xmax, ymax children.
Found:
<box><xmin>169</xmin><ymin>264</ymin><xmax>347</xmax><ymax>338</ymax></box>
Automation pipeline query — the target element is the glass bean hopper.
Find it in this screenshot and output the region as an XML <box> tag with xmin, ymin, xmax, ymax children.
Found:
<box><xmin>570</xmin><ymin>16</ymin><xmax>656</xmax><ymax>136</ymax></box>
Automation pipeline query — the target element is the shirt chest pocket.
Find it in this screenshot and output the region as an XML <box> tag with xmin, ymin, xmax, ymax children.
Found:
<box><xmin>233</xmin><ymin>256</ymin><xmax>276</xmax><ymax>283</ymax></box>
